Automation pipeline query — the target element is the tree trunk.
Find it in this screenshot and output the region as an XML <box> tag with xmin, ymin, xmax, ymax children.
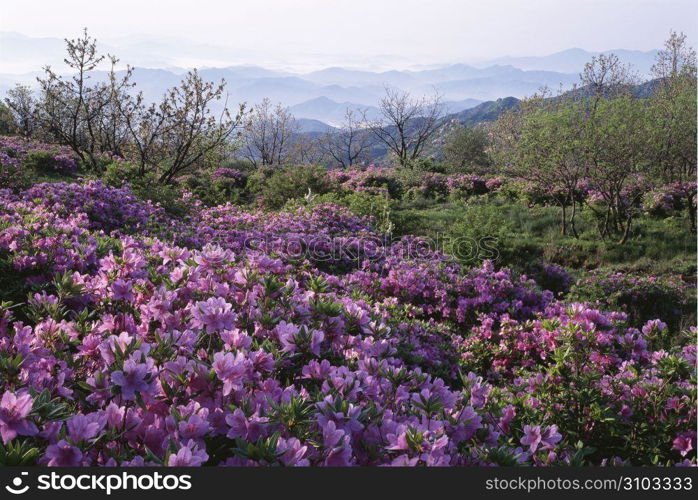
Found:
<box><xmin>688</xmin><ymin>194</ymin><xmax>696</xmax><ymax>233</ymax></box>
<box><xmin>618</xmin><ymin>213</ymin><xmax>632</xmax><ymax>245</ymax></box>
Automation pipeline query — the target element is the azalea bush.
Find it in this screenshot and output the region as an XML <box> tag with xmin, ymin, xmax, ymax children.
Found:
<box><xmin>0</xmin><ymin>136</ymin><xmax>79</xmax><ymax>177</ymax></box>
<box><xmin>570</xmin><ymin>271</ymin><xmax>695</xmax><ymax>331</ymax></box>
<box><xmin>0</xmin><ymin>174</ymin><xmax>694</xmax><ymax>467</ymax></box>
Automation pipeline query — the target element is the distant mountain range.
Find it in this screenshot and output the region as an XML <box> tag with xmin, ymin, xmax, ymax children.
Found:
<box><xmin>289</xmin><ymin>96</ymin><xmax>484</xmax><ymax>127</ymax></box>
<box><xmin>479</xmin><ymin>48</ymin><xmax>658</xmax><ymax>76</ymax></box>
<box><xmin>444</xmin><ymin>77</ymin><xmax>660</xmax><ymax>123</ymax></box>
<box><xmin>0</xmin><ymin>32</ymin><xmax>662</xmax><ymax>129</ymax></box>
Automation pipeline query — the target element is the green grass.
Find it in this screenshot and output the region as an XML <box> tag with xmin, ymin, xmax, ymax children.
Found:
<box><xmin>389</xmin><ymin>199</ymin><xmax>696</xmax><ymax>278</ymax></box>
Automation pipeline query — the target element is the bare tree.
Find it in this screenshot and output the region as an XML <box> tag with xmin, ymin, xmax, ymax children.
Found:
<box><xmin>367</xmin><ymin>88</ymin><xmax>443</xmax><ymax>167</ymax></box>
<box><xmin>241</xmin><ymin>98</ymin><xmax>299</xmax><ymax>166</ymax></box>
<box><xmin>579</xmin><ymin>53</ymin><xmax>637</xmax><ymax>112</ymax></box>
<box><xmin>290</xmin><ymin>135</ymin><xmax>327</xmax><ymax>165</ymax></box>
<box><xmin>4</xmin><ymin>84</ymin><xmax>38</xmax><ymax>137</ymax></box>
<box><xmin>96</xmin><ymin>61</ymin><xmax>136</xmax><ymax>157</ymax></box>
<box><xmin>119</xmin><ymin>70</ymin><xmax>246</xmax><ymax>183</ymax></box>
<box><xmin>34</xmin><ymin>29</ymin><xmax>132</xmax><ymax>169</ymax></box>
<box><xmin>652</xmin><ymin>30</ymin><xmax>697</xmax><ymax>83</ymax></box>
<box><xmin>320</xmin><ymin>109</ymin><xmax>373</xmax><ymax>168</ymax></box>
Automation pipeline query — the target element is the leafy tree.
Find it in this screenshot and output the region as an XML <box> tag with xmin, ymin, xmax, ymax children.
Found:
<box><xmin>584</xmin><ymin>96</ymin><xmax>650</xmax><ymax>243</ymax></box>
<box><xmin>0</xmin><ymin>102</ymin><xmax>16</xmax><ymax>135</ymax></box>
<box><xmin>4</xmin><ymin>85</ymin><xmax>35</xmax><ymax>136</ymax></box>
<box><xmin>443</xmin><ymin>125</ymin><xmax>491</xmax><ymax>173</ymax></box>
<box><xmin>515</xmin><ymin>100</ymin><xmax>587</xmax><ymax>236</ymax></box>
<box><xmin>647</xmin><ymin>31</ymin><xmax>697</xmax><ymax>182</ymax></box>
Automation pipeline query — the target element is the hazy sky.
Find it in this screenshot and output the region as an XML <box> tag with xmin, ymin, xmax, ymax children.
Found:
<box><xmin>2</xmin><ymin>0</ymin><xmax>696</xmax><ymax>65</ymax></box>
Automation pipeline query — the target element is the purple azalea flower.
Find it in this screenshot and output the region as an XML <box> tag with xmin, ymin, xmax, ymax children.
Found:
<box><xmin>44</xmin><ymin>440</ymin><xmax>83</xmax><ymax>466</ymax></box>
<box><xmin>0</xmin><ymin>391</ymin><xmax>39</xmax><ymax>444</ymax></box>
<box><xmin>111</xmin><ymin>279</ymin><xmax>133</xmax><ymax>301</ymax></box>
<box><xmin>520</xmin><ymin>425</ymin><xmax>543</xmax><ymax>454</ymax></box>
<box><xmin>168</xmin><ymin>441</ymin><xmax>208</xmax><ymax>466</ymax></box>
<box><xmin>191</xmin><ymin>297</ymin><xmax>236</xmax><ymax>332</ymax></box>
<box><xmin>178</xmin><ymin>413</ymin><xmax>210</xmax><ymax>440</ymax></box>
<box><xmin>66</xmin><ymin>413</ymin><xmax>105</xmax><ymax>442</ymax></box>
<box><xmin>111</xmin><ymin>358</ymin><xmax>151</xmax><ymax>401</ymax></box>
<box><xmin>212</xmin><ymin>351</ymin><xmax>248</xmax><ymax>396</ymax></box>
<box><xmin>673</xmin><ymin>431</ymin><xmax>696</xmax><ymax>458</ymax></box>
<box><xmin>521</xmin><ymin>424</ymin><xmax>562</xmax><ymax>454</ymax></box>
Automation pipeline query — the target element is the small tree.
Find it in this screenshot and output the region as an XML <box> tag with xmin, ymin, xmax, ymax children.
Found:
<box><xmin>289</xmin><ymin>135</ymin><xmax>327</xmax><ymax>166</ymax></box>
<box><xmin>488</xmin><ymin>90</ymin><xmax>549</xmax><ymax>172</ymax></box>
<box><xmin>320</xmin><ymin>109</ymin><xmax>373</xmax><ymax>168</ymax></box>
<box><xmin>443</xmin><ymin>125</ymin><xmax>491</xmax><ymax>173</ymax></box>
<box><xmin>579</xmin><ymin>53</ymin><xmax>637</xmax><ymax>110</ymax></box>
<box><xmin>0</xmin><ymin>102</ymin><xmax>17</xmax><ymax>135</ymax></box>
<box><xmin>34</xmin><ymin>29</ymin><xmax>132</xmax><ymax>169</ymax></box>
<box><xmin>367</xmin><ymin>88</ymin><xmax>443</xmax><ymax>167</ymax></box>
<box><xmin>4</xmin><ymin>85</ymin><xmax>36</xmax><ymax>137</ymax></box>
<box><xmin>515</xmin><ymin>100</ymin><xmax>587</xmax><ymax>237</ymax></box>
<box><xmin>119</xmin><ymin>70</ymin><xmax>246</xmax><ymax>183</ymax></box>
<box><xmin>648</xmin><ymin>31</ymin><xmax>697</xmax><ymax>182</ymax></box>
<box><xmin>584</xmin><ymin>96</ymin><xmax>650</xmax><ymax>243</ymax></box>
<box><xmin>241</xmin><ymin>98</ymin><xmax>298</xmax><ymax>166</ymax></box>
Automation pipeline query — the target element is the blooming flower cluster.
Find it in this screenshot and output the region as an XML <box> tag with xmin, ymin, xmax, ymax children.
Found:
<box><xmin>327</xmin><ymin>166</ymin><xmax>402</xmax><ymax>198</ymax></box>
<box><xmin>327</xmin><ymin>167</ymin><xmax>504</xmax><ymax>203</ymax></box>
<box><xmin>0</xmin><ymin>136</ymin><xmax>78</xmax><ymax>176</ymax></box>
<box><xmin>0</xmin><ymin>178</ymin><xmax>694</xmax><ymax>467</ymax></box>
<box><xmin>642</xmin><ymin>181</ymin><xmax>698</xmax><ymax>216</ymax></box>
<box><xmin>446</xmin><ymin>174</ymin><xmax>492</xmax><ymax>200</ymax></box>
<box><xmin>212</xmin><ymin>168</ymin><xmax>247</xmax><ymax>186</ymax></box>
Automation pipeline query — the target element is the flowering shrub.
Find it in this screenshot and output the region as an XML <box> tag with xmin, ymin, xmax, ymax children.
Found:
<box><xmin>328</xmin><ymin>166</ymin><xmax>402</xmax><ymax>199</ymax></box>
<box><xmin>0</xmin><ymin>178</ymin><xmax>694</xmax><ymax>467</ymax></box>
<box><xmin>414</xmin><ymin>173</ymin><xmax>449</xmax><ymax>200</ymax></box>
<box><xmin>570</xmin><ymin>271</ymin><xmax>696</xmax><ymax>331</ymax></box>
<box><xmin>328</xmin><ymin>167</ymin><xmax>506</xmax><ymax>203</ymax></box>
<box><xmin>527</xmin><ymin>262</ymin><xmax>573</xmax><ymax>297</ymax></box>
<box><xmin>212</xmin><ymin>168</ymin><xmax>246</xmax><ymax>185</ymax></box>
<box><xmin>643</xmin><ymin>182</ymin><xmax>697</xmax><ymax>217</ymax></box>
<box><xmin>0</xmin><ymin>136</ymin><xmax>78</xmax><ymax>175</ymax></box>
<box><xmin>447</xmin><ymin>174</ymin><xmax>489</xmax><ymax>201</ymax></box>
<box><xmin>0</xmin><ymin>152</ymin><xmax>30</xmax><ymax>191</ymax></box>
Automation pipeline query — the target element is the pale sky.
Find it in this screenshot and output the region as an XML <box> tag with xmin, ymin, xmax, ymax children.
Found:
<box><xmin>1</xmin><ymin>0</ymin><xmax>696</xmax><ymax>64</ymax></box>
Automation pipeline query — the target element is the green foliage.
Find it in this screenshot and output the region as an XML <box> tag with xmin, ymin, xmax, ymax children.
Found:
<box><xmin>0</xmin><ymin>440</ymin><xmax>40</xmax><ymax>466</ymax></box>
<box><xmin>0</xmin><ymin>161</ymin><xmax>35</xmax><ymax>191</ymax></box>
<box><xmin>101</xmin><ymin>161</ymin><xmax>190</xmax><ymax>216</ymax></box>
<box><xmin>24</xmin><ymin>151</ymin><xmax>59</xmax><ymax>173</ymax></box>
<box><xmin>287</xmin><ymin>191</ymin><xmax>393</xmax><ymax>233</ymax></box>
<box><xmin>248</xmin><ymin>164</ymin><xmax>331</xmax><ymax>209</ymax></box>
<box><xmin>444</xmin><ymin>202</ymin><xmax>515</xmax><ymax>265</ymax></box>
<box><xmin>570</xmin><ymin>271</ymin><xmax>695</xmax><ymax>331</ymax></box>
<box><xmin>0</xmin><ymin>102</ymin><xmax>17</xmax><ymax>135</ymax></box>
<box><xmin>388</xmin><ymin>197</ymin><xmax>695</xmax><ymax>285</ymax></box>
<box><xmin>403</xmin><ymin>157</ymin><xmax>445</xmax><ymax>173</ymax></box>
<box><xmin>184</xmin><ymin>174</ymin><xmax>247</xmax><ymax>207</ymax></box>
<box><xmin>442</xmin><ymin>125</ymin><xmax>491</xmax><ymax>173</ymax></box>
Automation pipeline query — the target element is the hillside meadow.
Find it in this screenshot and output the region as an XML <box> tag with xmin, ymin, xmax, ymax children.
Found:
<box><xmin>0</xmin><ymin>30</ymin><xmax>695</xmax><ymax>467</ymax></box>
